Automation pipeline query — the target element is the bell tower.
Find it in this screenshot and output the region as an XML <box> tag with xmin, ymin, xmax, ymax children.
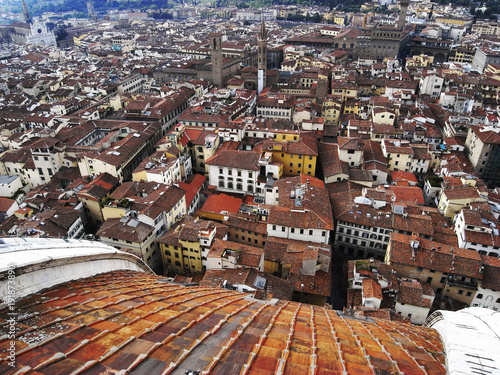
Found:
<box><xmin>87</xmin><ymin>1</ymin><xmax>96</xmax><ymax>20</ymax></box>
<box><xmin>398</xmin><ymin>0</ymin><xmax>409</xmax><ymax>29</ymax></box>
<box><xmin>257</xmin><ymin>19</ymin><xmax>268</xmax><ymax>94</ymax></box>
<box><xmin>22</xmin><ymin>0</ymin><xmax>32</xmax><ymax>24</ymax></box>
<box><xmin>211</xmin><ymin>33</ymin><xmax>223</xmax><ymax>87</ymax></box>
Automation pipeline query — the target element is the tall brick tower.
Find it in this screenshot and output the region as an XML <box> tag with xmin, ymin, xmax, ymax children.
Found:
<box><xmin>398</xmin><ymin>0</ymin><xmax>409</xmax><ymax>29</ymax></box>
<box><xmin>211</xmin><ymin>33</ymin><xmax>223</xmax><ymax>87</ymax></box>
<box><xmin>257</xmin><ymin>19</ymin><xmax>268</xmax><ymax>94</ymax></box>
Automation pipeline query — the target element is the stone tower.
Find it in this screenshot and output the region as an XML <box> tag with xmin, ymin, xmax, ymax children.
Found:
<box><xmin>398</xmin><ymin>0</ymin><xmax>409</xmax><ymax>29</ymax></box>
<box><xmin>87</xmin><ymin>1</ymin><xmax>95</xmax><ymax>20</ymax></box>
<box><xmin>257</xmin><ymin>19</ymin><xmax>268</xmax><ymax>95</ymax></box>
<box><xmin>211</xmin><ymin>33</ymin><xmax>223</xmax><ymax>87</ymax></box>
<box><xmin>22</xmin><ymin>0</ymin><xmax>31</xmax><ymax>24</ymax></box>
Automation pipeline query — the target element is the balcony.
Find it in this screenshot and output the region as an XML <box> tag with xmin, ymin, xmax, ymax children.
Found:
<box><xmin>445</xmin><ymin>276</ymin><xmax>478</xmax><ymax>290</ymax></box>
<box><xmin>258</xmin><ymin>152</ymin><xmax>272</xmax><ymax>166</ymax></box>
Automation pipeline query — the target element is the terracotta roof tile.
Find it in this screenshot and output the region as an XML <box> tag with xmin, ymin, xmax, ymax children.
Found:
<box><xmin>0</xmin><ymin>264</ymin><xmax>446</xmax><ymax>375</ymax></box>
<box><xmin>397</xmin><ymin>281</ymin><xmax>432</xmax><ymax>308</ymax></box>
<box><xmin>200</xmin><ymin>193</ymin><xmax>242</xmax><ymax>215</ymax></box>
<box><xmin>206</xmin><ymin>147</ymin><xmax>261</xmax><ymax>171</ymax></box>
<box><xmin>388</xmin><ymin>233</ymin><xmax>483</xmax><ymax>279</ymax></box>
<box><xmin>480</xmin><ymin>255</ymin><xmax>500</xmax><ymax>291</ymax></box>
<box><xmin>208</xmin><ymin>238</ymin><xmax>264</xmax><ymax>268</ymax></box>
<box><xmin>363</xmin><ymin>278</ymin><xmax>383</xmax><ymax>300</ymax></box>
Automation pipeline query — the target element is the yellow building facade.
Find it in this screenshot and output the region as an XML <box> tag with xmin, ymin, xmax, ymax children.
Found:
<box><xmin>263</xmin><ymin>133</ymin><xmax>318</xmax><ymax>177</ymax></box>
<box><xmin>160</xmin><ymin>238</ymin><xmax>203</xmax><ymax>275</ymax></box>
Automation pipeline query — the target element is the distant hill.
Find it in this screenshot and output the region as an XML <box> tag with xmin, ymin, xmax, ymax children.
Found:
<box><xmin>9</xmin><ymin>0</ymin><xmax>183</xmax><ymax>18</ymax></box>
<box><xmin>9</xmin><ymin>0</ymin><xmax>498</xmax><ymax>21</ymax></box>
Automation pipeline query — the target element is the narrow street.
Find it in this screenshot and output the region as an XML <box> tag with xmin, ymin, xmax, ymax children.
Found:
<box><xmin>330</xmin><ymin>250</ymin><xmax>347</xmax><ymax>310</ymax></box>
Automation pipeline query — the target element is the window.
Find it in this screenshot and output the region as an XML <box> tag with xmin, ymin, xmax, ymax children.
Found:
<box><xmin>477</xmin><ymin>294</ymin><xmax>483</xmax><ymax>299</ymax></box>
<box><xmin>426</xmin><ymin>277</ymin><xmax>433</xmax><ymax>283</ymax></box>
<box><xmin>458</xmin><ymin>290</ymin><xmax>463</xmax><ymax>295</ymax></box>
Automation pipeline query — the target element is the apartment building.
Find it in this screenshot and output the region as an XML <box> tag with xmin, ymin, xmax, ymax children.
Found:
<box><xmin>386</xmin><ymin>233</ymin><xmax>483</xmax><ymax>306</ymax></box>
<box><xmin>437</xmin><ymin>186</ymin><xmax>487</xmax><ymax>219</ymax></box>
<box><xmin>97</xmin><ymin>216</ymin><xmax>160</xmax><ymax>273</ymax></box>
<box><xmin>206</xmin><ymin>144</ymin><xmax>261</xmax><ymax>195</ymax></box>
<box><xmin>158</xmin><ymin>216</ymin><xmax>228</xmax><ymax>274</ymax></box>
<box><xmin>256</xmin><ymin>94</ymin><xmax>294</xmax><ymax>120</ymax></box>
<box><xmin>132</xmin><ymin>151</ymin><xmax>182</xmax><ymax>186</ymax></box>
<box><xmin>266</xmin><ymin>175</ymin><xmax>333</xmax><ymax>244</ymax></box>
<box><xmin>260</xmin><ymin>132</ymin><xmax>318</xmax><ymax>177</ymax></box>
<box><xmin>470</xmin><ymin>255</ymin><xmax>500</xmax><ymax>310</ymax></box>
<box><xmin>102</xmin><ymin>181</ymin><xmax>187</xmax><ymax>239</ymax></box>
<box><xmin>454</xmin><ymin>206</ymin><xmax>500</xmax><ymax>258</ymax></box>
<box><xmin>465</xmin><ymin>124</ymin><xmax>500</xmax><ymax>187</ymax></box>
<box><xmin>206</xmin><ymin>238</ymin><xmax>264</xmax><ymax>272</ymax></box>
<box><xmin>338</xmin><ymin>137</ymin><xmax>364</xmax><ymax>167</ymax></box>
<box><xmin>335</xmin><ymin>188</ymin><xmax>437</xmax><ymax>259</ymax></box>
<box><xmin>77</xmin><ymin>121</ymin><xmax>162</xmax><ymax>183</ymax></box>
<box><xmin>381</xmin><ymin>139</ymin><xmax>414</xmax><ymax>172</ymax></box>
<box><xmin>77</xmin><ymin>173</ymin><xmax>119</xmax><ymax>227</ymax></box>
<box><xmin>419</xmin><ymin>72</ymin><xmax>445</xmax><ymax>98</ymax></box>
